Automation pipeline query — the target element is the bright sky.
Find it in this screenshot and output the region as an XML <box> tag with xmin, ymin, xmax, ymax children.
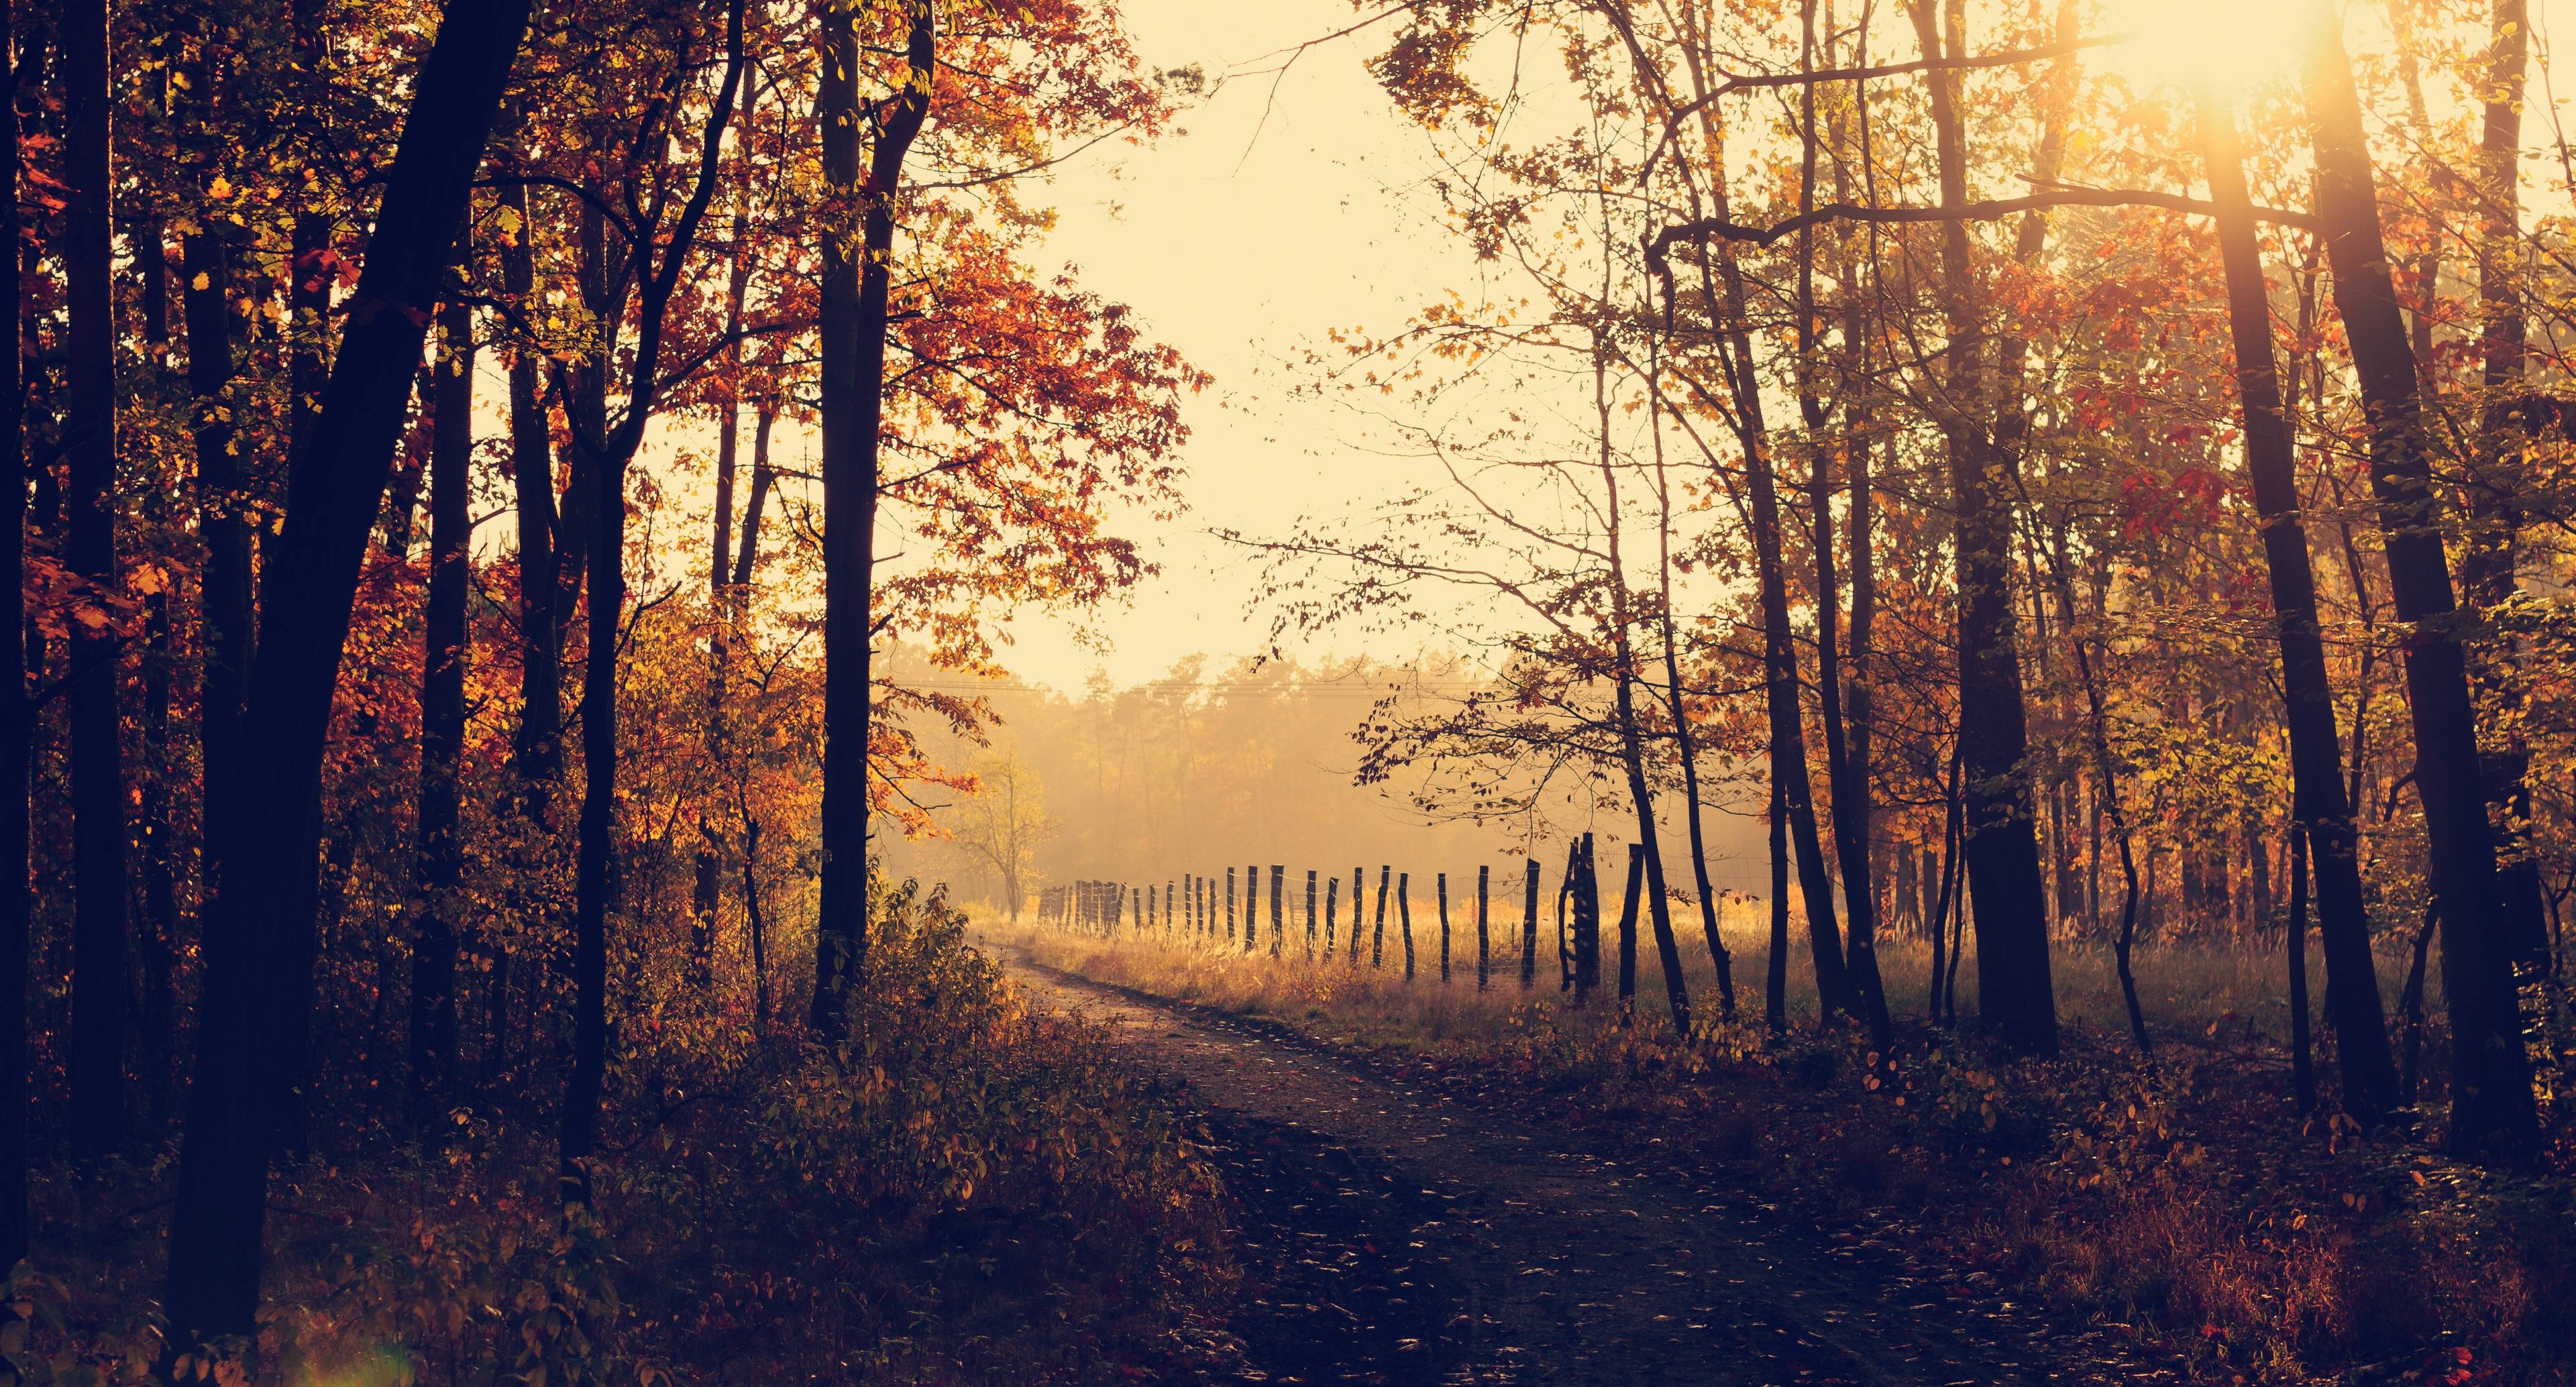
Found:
<box><xmin>1000</xmin><ymin>0</ymin><xmax>1474</xmax><ymax>693</ymax></box>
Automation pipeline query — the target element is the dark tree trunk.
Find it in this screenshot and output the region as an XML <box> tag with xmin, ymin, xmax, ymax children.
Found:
<box><xmin>1904</xmin><ymin>0</ymin><xmax>2056</xmax><ymax>1056</ymax></box>
<box><xmin>1594</xmin><ymin>341</ymin><xmax>1693</xmax><ymax>1034</ymax></box>
<box><xmin>565</xmin><ymin>433</ymin><xmax>618</xmax><ymax>1201</ymax></box>
<box><xmin>2198</xmin><ymin>89</ymin><xmax>2398</xmax><ymax>1117</ymax></box>
<box><xmin>2462</xmin><ymin>0</ymin><xmax>2548</xmax><ymax>970</ymax></box>
<box><xmin>502</xmin><ymin>142</ymin><xmax>562</xmax><ymax>805</ymax></box>
<box><xmin>731</xmin><ymin>403</ymin><xmax>773</xmax><ymax>586</ymax></box>
<box><xmin>1796</xmin><ymin>5</ymin><xmax>1890</xmax><ymax>1052</ymax></box>
<box><xmin>2288</xmin><ymin>826</ymin><xmax>2317</xmax><ymax>1113</ymax></box>
<box><xmin>0</xmin><ymin>0</ymin><xmax>25</xmax><ymax>1262</ymax></box>
<box><xmin>561</xmin><ymin>0</ymin><xmax>745</xmax><ymax>1199</ymax></box>
<box><xmin>163</xmin><ymin>0</ymin><xmax>531</xmax><ymax>1347</ymax></box>
<box><xmin>1615</xmin><ymin>844</ymin><xmax>1642</xmax><ymax>1021</ymax></box>
<box><xmin>137</xmin><ymin>227</ymin><xmax>177</xmax><ymax>1121</ymax></box>
<box><xmin>812</xmin><ymin>1</ymin><xmax>934</xmax><ymax>1042</ymax></box>
<box><xmin>2304</xmin><ymin>11</ymin><xmax>2536</xmax><ymax>1159</ymax></box>
<box><xmin>1765</xmin><ymin>787</ymin><xmax>1788</xmax><ymax>1037</ymax></box>
<box><xmin>408</xmin><ymin>301</ymin><xmax>472</xmax><ymax>1126</ymax></box>
<box><xmin>62</xmin><ymin>0</ymin><xmax>125</xmax><ymax>1160</ymax></box>
<box><xmin>185</xmin><ymin>217</ymin><xmax>250</xmax><ymax>917</ymax></box>
<box><xmin>695</xmin><ymin>158</ymin><xmax>755</xmax><ymax>981</ymax></box>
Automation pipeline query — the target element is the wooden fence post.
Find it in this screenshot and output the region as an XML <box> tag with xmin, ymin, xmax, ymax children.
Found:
<box><xmin>1326</xmin><ymin>874</ymin><xmax>1340</xmax><ymax>956</ymax></box>
<box><xmin>1350</xmin><ymin>868</ymin><xmax>1364</xmax><ymax>965</ymax></box>
<box><xmin>1618</xmin><ymin>842</ymin><xmax>1644</xmax><ymax>1021</ymax></box>
<box><xmin>1558</xmin><ymin>843</ymin><xmax>1576</xmax><ymax>992</ymax></box>
<box><xmin>1225</xmin><ymin>867</ymin><xmax>1237</xmax><ymax>945</ymax></box>
<box><xmin>1572</xmin><ymin>835</ymin><xmax>1602</xmax><ymax>995</ymax></box>
<box><xmin>1269</xmin><ymin>865</ymin><xmax>1285</xmax><ymax>958</ymax></box>
<box><xmin>1477</xmin><ymin>865</ymin><xmax>1491</xmax><ymax>991</ymax></box>
<box><xmin>1167</xmin><ymin>879</ymin><xmax>1175</xmax><ymax>935</ymax></box>
<box><xmin>1521</xmin><ymin>858</ymin><xmax>1540</xmax><ymax>987</ymax></box>
<box><xmin>1372</xmin><ymin>865</ymin><xmax>1390</xmax><ymax>968</ymax></box>
<box><xmin>1244</xmin><ymin>863</ymin><xmax>1258</xmax><ymax>955</ymax></box>
<box><xmin>1305</xmin><ymin>870</ymin><xmax>1319</xmax><ymax>959</ymax></box>
<box><xmin>1399</xmin><ymin>872</ymin><xmax>1415</xmax><ymax>979</ymax></box>
<box><xmin>1438</xmin><ymin>872</ymin><xmax>1450</xmax><ymax>984</ymax></box>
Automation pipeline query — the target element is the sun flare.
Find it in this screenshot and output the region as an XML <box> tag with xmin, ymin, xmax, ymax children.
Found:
<box><xmin>2101</xmin><ymin>0</ymin><xmax>2315</xmax><ymax>97</ymax></box>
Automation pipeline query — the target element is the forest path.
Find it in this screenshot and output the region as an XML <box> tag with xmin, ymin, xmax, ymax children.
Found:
<box><xmin>998</xmin><ymin>950</ymin><xmax>2106</xmax><ymax>1387</ymax></box>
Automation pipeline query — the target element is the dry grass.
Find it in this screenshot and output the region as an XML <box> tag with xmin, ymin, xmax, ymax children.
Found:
<box><xmin>971</xmin><ymin>899</ymin><xmax>2430</xmax><ymax>1058</ymax></box>
<box><xmin>973</xmin><ymin>901</ymin><xmax>2576</xmax><ymax>1384</ymax></box>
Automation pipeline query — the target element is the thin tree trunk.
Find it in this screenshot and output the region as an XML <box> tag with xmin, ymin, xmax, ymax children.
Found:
<box><xmin>164</xmin><ymin>0</ymin><xmax>530</xmax><ymax>1347</ymax></box>
<box><xmin>0</xmin><ymin>0</ymin><xmax>26</xmax><ymax>1260</ymax></box>
<box><xmin>408</xmin><ymin>300</ymin><xmax>472</xmax><ymax>1126</ymax></box>
<box><xmin>813</xmin><ymin>0</ymin><xmax>934</xmax><ymax>1041</ymax></box>
<box><xmin>2288</xmin><ymin>826</ymin><xmax>2316</xmax><ymax>1113</ymax></box>
<box><xmin>1766</xmin><ymin>787</ymin><xmax>1788</xmax><ymax>1036</ymax></box>
<box><xmin>696</xmin><ymin>125</ymin><xmax>755</xmax><ymax>981</ymax></box>
<box><xmin>1797</xmin><ymin>0</ymin><xmax>1889</xmax><ymax>1053</ymax></box>
<box><xmin>137</xmin><ymin>227</ymin><xmax>177</xmax><ymax>1121</ymax></box>
<box><xmin>731</xmin><ymin>403</ymin><xmax>775</xmax><ymax>586</ymax></box>
<box><xmin>1904</xmin><ymin>0</ymin><xmax>2057</xmax><ymax>1056</ymax></box>
<box><xmin>2304</xmin><ymin>10</ymin><xmax>2535</xmax><ymax>1159</ymax></box>
<box><xmin>561</xmin><ymin>0</ymin><xmax>747</xmax><ymax>1199</ymax></box>
<box><xmin>1615</xmin><ymin>844</ymin><xmax>1642</xmax><ymax>1023</ymax></box>
<box><xmin>2462</xmin><ymin>0</ymin><xmax>2548</xmax><ymax>970</ymax></box>
<box><xmin>1594</xmin><ymin>321</ymin><xmax>1692</xmax><ymax>1034</ymax></box>
<box><xmin>62</xmin><ymin>0</ymin><xmax>125</xmax><ymax>1159</ymax></box>
<box><xmin>2198</xmin><ymin>89</ymin><xmax>2398</xmax><ymax>1117</ymax></box>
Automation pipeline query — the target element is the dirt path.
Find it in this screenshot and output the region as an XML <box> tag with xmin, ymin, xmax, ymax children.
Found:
<box><xmin>1002</xmin><ymin>952</ymin><xmax>2125</xmax><ymax>1387</ymax></box>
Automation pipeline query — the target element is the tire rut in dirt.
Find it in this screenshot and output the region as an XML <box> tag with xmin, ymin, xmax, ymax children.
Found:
<box><xmin>1197</xmin><ymin>1105</ymin><xmax>1466</xmax><ymax>1384</ymax></box>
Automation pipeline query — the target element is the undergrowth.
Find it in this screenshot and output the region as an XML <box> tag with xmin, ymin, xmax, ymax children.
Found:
<box><xmin>2</xmin><ymin>880</ymin><xmax>1233</xmax><ymax>1385</ymax></box>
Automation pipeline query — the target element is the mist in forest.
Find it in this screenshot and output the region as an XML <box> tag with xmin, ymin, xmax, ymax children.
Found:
<box><xmin>876</xmin><ymin>648</ymin><xmax>1776</xmax><ymax>913</ymax></box>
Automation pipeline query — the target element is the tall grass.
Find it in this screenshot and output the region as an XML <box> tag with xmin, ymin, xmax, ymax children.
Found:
<box><xmin>973</xmin><ymin>896</ymin><xmax>2440</xmax><ymax>1057</ymax></box>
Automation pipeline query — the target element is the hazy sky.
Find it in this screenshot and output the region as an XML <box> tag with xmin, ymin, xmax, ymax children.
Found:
<box><xmin>1001</xmin><ymin>0</ymin><xmax>1478</xmax><ymax>692</ymax></box>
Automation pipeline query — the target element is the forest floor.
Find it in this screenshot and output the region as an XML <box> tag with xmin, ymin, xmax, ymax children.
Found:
<box><xmin>1000</xmin><ymin>948</ymin><xmax>2182</xmax><ymax>1386</ymax></box>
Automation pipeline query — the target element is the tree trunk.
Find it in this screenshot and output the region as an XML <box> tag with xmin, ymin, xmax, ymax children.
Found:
<box><xmin>731</xmin><ymin>403</ymin><xmax>775</xmax><ymax>586</ymax></box>
<box><xmin>502</xmin><ymin>138</ymin><xmax>563</xmax><ymax>806</ymax></box>
<box><xmin>2198</xmin><ymin>89</ymin><xmax>2398</xmax><ymax>1117</ymax></box>
<box><xmin>2288</xmin><ymin>826</ymin><xmax>2316</xmax><ymax>1113</ymax></box>
<box><xmin>62</xmin><ymin>0</ymin><xmax>125</xmax><ymax>1159</ymax></box>
<box><xmin>1797</xmin><ymin>1</ymin><xmax>1890</xmax><ymax>1052</ymax></box>
<box><xmin>164</xmin><ymin>0</ymin><xmax>529</xmax><ymax>1347</ymax></box>
<box><xmin>137</xmin><ymin>227</ymin><xmax>177</xmax><ymax>1122</ymax></box>
<box><xmin>812</xmin><ymin>0</ymin><xmax>934</xmax><ymax>1042</ymax></box>
<box><xmin>1904</xmin><ymin>0</ymin><xmax>2057</xmax><ymax>1056</ymax></box>
<box><xmin>2304</xmin><ymin>9</ymin><xmax>2536</xmax><ymax>1160</ymax></box>
<box><xmin>2462</xmin><ymin>0</ymin><xmax>2548</xmax><ymax>970</ymax></box>
<box><xmin>0</xmin><ymin>0</ymin><xmax>26</xmax><ymax>1260</ymax></box>
<box><xmin>408</xmin><ymin>300</ymin><xmax>472</xmax><ymax>1127</ymax></box>
<box><xmin>1766</xmin><ymin>786</ymin><xmax>1788</xmax><ymax>1036</ymax></box>
<box><xmin>1615</xmin><ymin>844</ymin><xmax>1642</xmax><ymax>1022</ymax></box>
